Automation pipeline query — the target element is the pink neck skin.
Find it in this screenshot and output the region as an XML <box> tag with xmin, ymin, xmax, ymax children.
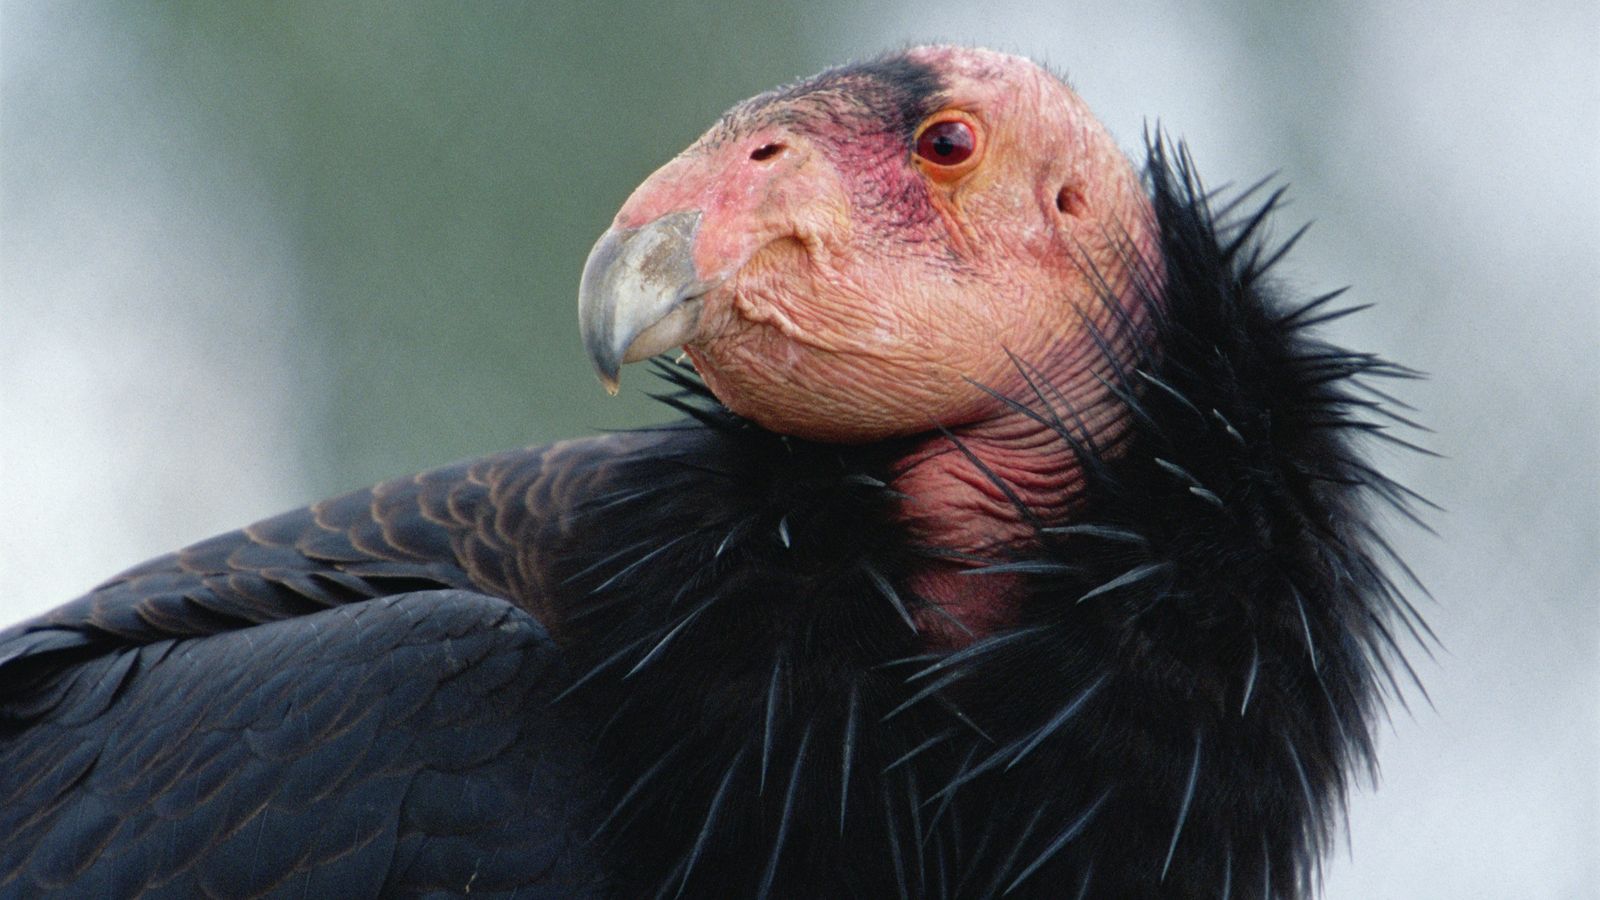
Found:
<box><xmin>893</xmin><ymin>312</ymin><xmax>1146</xmax><ymax>648</ymax></box>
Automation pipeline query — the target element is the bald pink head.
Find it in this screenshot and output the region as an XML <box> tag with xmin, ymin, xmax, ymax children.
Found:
<box><xmin>584</xmin><ymin>46</ymin><xmax>1160</xmax><ymax>442</ymax></box>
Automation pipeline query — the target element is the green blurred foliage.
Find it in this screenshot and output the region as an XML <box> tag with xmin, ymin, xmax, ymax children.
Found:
<box><xmin>108</xmin><ymin>1</ymin><xmax>853</xmax><ymax>494</ymax></box>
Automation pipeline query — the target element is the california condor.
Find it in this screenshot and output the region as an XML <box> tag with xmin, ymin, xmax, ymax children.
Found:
<box><xmin>0</xmin><ymin>46</ymin><xmax>1427</xmax><ymax>898</ymax></box>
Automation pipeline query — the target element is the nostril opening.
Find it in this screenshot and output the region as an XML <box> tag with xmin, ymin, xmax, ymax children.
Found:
<box><xmin>1055</xmin><ymin>185</ymin><xmax>1085</xmax><ymax>218</ymax></box>
<box><xmin>750</xmin><ymin>142</ymin><xmax>786</xmax><ymax>162</ymax></box>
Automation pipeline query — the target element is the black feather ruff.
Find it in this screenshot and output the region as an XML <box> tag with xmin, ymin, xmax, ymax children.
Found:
<box><xmin>550</xmin><ymin>137</ymin><xmax>1429</xmax><ymax>899</ymax></box>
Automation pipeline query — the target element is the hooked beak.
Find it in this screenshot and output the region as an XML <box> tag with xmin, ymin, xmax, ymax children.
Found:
<box><xmin>578</xmin><ymin>210</ymin><xmax>714</xmax><ymax>394</ymax></box>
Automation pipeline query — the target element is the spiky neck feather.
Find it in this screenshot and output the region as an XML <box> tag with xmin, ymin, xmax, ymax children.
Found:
<box><xmin>552</xmin><ymin>139</ymin><xmax>1425</xmax><ymax>899</ymax></box>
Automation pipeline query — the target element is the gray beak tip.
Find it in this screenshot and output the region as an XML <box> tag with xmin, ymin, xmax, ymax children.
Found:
<box><xmin>577</xmin><ymin>210</ymin><xmax>708</xmax><ymax>395</ymax></box>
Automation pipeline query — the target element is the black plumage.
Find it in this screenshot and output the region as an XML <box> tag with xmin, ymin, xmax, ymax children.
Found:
<box><xmin>0</xmin><ymin>127</ymin><xmax>1424</xmax><ymax>899</ymax></box>
<box><xmin>1</xmin><ymin>590</ymin><xmax>601</xmax><ymax>896</ymax></box>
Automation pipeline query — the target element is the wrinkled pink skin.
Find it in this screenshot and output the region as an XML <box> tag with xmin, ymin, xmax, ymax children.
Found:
<box><xmin>611</xmin><ymin>47</ymin><xmax>1161</xmax><ymax>645</ymax></box>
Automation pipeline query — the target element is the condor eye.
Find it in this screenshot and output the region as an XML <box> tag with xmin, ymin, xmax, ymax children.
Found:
<box><xmin>915</xmin><ymin>120</ymin><xmax>975</xmax><ymax>166</ymax></box>
<box><xmin>912</xmin><ymin>114</ymin><xmax>983</xmax><ymax>184</ymax></box>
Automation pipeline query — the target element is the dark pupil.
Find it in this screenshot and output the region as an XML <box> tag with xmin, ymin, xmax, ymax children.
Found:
<box><xmin>932</xmin><ymin>134</ymin><xmax>957</xmax><ymax>157</ymax></box>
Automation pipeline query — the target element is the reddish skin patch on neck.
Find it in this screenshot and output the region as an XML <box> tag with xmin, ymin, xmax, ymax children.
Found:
<box><xmin>611</xmin><ymin>46</ymin><xmax>1162</xmax><ymax>647</ymax></box>
<box><xmin>895</xmin><ymin>301</ymin><xmax>1150</xmax><ymax>647</ymax></box>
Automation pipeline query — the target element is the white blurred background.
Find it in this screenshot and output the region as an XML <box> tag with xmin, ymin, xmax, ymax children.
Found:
<box><xmin>2</xmin><ymin>2</ymin><xmax>1595</xmax><ymax>896</ymax></box>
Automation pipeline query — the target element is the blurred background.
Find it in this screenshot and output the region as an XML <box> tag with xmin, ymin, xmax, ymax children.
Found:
<box><xmin>1</xmin><ymin>1</ymin><xmax>1594</xmax><ymax>896</ymax></box>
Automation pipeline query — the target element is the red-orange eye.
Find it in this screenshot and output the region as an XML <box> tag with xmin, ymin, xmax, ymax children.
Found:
<box><xmin>915</xmin><ymin>120</ymin><xmax>976</xmax><ymax>166</ymax></box>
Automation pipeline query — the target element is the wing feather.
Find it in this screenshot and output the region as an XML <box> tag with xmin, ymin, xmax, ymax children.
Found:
<box><xmin>0</xmin><ymin>590</ymin><xmax>601</xmax><ymax>897</ymax></box>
